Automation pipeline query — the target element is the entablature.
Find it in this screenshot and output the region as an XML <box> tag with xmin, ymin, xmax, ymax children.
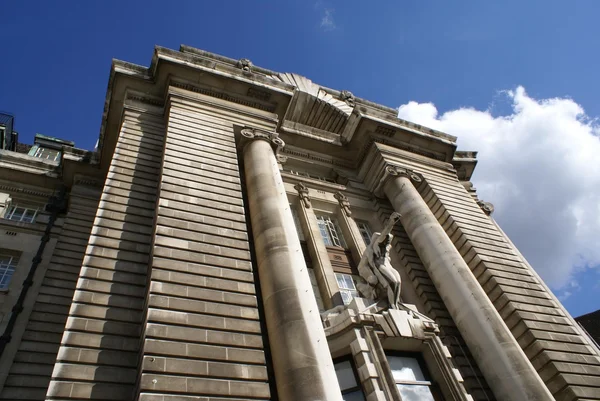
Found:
<box><xmin>99</xmin><ymin>44</ymin><xmax>478</xmax><ymax>181</ymax></box>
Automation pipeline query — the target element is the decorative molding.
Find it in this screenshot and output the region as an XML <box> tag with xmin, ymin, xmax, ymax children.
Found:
<box><xmin>170</xmin><ymin>81</ymin><xmax>276</xmax><ymax>113</ymax></box>
<box><xmin>356</xmin><ymin>137</ymin><xmax>446</xmax><ymax>171</ymax></box>
<box><xmin>374</xmin><ymin>125</ymin><xmax>395</xmax><ymax>138</ymax></box>
<box><xmin>240</xmin><ymin>127</ymin><xmax>285</xmax><ymax>158</ymax></box>
<box><xmin>334</xmin><ymin>191</ymin><xmax>351</xmax><ymax>216</ymax></box>
<box><xmin>294</xmin><ymin>182</ymin><xmax>311</xmax><ymax>209</ymax></box>
<box><xmin>237</xmin><ymin>58</ymin><xmax>253</xmax><ymax>72</ymax></box>
<box><xmin>73</xmin><ymin>176</ymin><xmax>103</xmax><ymax>188</ymax></box>
<box><xmin>477</xmin><ymin>200</ymin><xmax>494</xmax><ymax>215</ymax></box>
<box><xmin>280</xmin><ymin>146</ymin><xmax>353</xmax><ymax>169</ymax></box>
<box><xmin>0</xmin><ymin>184</ymin><xmax>54</xmax><ymax>199</ymax></box>
<box><xmin>374</xmin><ymin>165</ymin><xmax>423</xmax><ymax>197</ymax></box>
<box><xmin>246</xmin><ymin>87</ymin><xmax>272</xmax><ymax>101</ymax></box>
<box><xmin>125</xmin><ymin>93</ymin><xmax>165</xmax><ymax>107</ymax></box>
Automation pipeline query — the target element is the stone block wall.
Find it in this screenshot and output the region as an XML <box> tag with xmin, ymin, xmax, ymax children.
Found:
<box><xmin>0</xmin><ymin>183</ymin><xmax>100</xmax><ymax>400</ymax></box>
<box><xmin>45</xmin><ymin>108</ymin><xmax>165</xmax><ymax>400</ymax></box>
<box><xmin>422</xmin><ymin>173</ymin><xmax>600</xmax><ymax>401</ymax></box>
<box><xmin>135</xmin><ymin>90</ymin><xmax>276</xmax><ymax>400</ymax></box>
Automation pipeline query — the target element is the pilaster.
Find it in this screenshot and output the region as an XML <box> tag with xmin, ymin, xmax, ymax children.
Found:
<box><xmin>293</xmin><ymin>182</ymin><xmax>343</xmax><ymax>309</ymax></box>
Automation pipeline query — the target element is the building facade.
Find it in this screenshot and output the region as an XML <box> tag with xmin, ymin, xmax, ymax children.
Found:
<box><xmin>0</xmin><ymin>45</ymin><xmax>598</xmax><ymax>401</ymax></box>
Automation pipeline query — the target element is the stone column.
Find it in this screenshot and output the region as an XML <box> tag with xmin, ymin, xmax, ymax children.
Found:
<box><xmin>294</xmin><ymin>182</ymin><xmax>343</xmax><ymax>309</ymax></box>
<box><xmin>380</xmin><ymin>165</ymin><xmax>553</xmax><ymax>401</ymax></box>
<box><xmin>241</xmin><ymin>128</ymin><xmax>343</xmax><ymax>401</ymax></box>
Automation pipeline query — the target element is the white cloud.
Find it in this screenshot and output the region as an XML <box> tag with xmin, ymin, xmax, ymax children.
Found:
<box><xmin>320</xmin><ymin>9</ymin><xmax>336</xmax><ymax>31</ymax></box>
<box><xmin>397</xmin><ymin>87</ymin><xmax>600</xmax><ymax>289</ymax></box>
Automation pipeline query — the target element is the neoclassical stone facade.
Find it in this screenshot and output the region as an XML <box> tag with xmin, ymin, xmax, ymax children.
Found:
<box><xmin>0</xmin><ymin>45</ymin><xmax>598</xmax><ymax>401</ymax></box>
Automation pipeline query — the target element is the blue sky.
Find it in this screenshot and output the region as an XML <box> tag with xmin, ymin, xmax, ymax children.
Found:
<box><xmin>1</xmin><ymin>1</ymin><xmax>599</xmax><ymax>316</ymax></box>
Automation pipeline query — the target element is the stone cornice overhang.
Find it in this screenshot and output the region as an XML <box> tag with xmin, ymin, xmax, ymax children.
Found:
<box><xmin>0</xmin><ymin>150</ymin><xmax>62</xmax><ymax>191</ymax></box>
<box><xmin>452</xmin><ymin>151</ymin><xmax>478</xmax><ymax>181</ymax></box>
<box><xmin>96</xmin><ymin>44</ymin><xmax>475</xmax><ymax>176</ymax></box>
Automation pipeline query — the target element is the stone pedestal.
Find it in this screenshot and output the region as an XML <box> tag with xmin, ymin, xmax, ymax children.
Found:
<box><xmin>242</xmin><ymin>130</ymin><xmax>343</xmax><ymax>401</ymax></box>
<box><xmin>382</xmin><ymin>167</ymin><xmax>553</xmax><ymax>401</ymax></box>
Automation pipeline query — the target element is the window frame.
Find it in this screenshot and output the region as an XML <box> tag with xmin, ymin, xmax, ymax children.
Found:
<box><xmin>285</xmin><ymin>169</ymin><xmax>336</xmax><ymax>183</ymax></box>
<box><xmin>29</xmin><ymin>144</ymin><xmax>62</xmax><ymax>162</ymax></box>
<box><xmin>333</xmin><ymin>356</ymin><xmax>366</xmax><ymax>400</ymax></box>
<box><xmin>335</xmin><ymin>272</ymin><xmax>361</xmax><ymax>305</ymax></box>
<box><xmin>316</xmin><ymin>214</ymin><xmax>347</xmax><ymax>248</ymax></box>
<box><xmin>0</xmin><ymin>253</ymin><xmax>18</xmax><ymax>290</ymax></box>
<box><xmin>385</xmin><ymin>351</ymin><xmax>442</xmax><ymax>401</ymax></box>
<box><xmin>355</xmin><ymin>220</ymin><xmax>373</xmax><ymax>246</ymax></box>
<box><xmin>4</xmin><ymin>205</ymin><xmax>38</xmax><ymax>223</ymax></box>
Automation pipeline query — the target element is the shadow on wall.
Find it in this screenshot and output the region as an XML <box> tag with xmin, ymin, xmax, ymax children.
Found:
<box><xmin>89</xmin><ymin>113</ymin><xmax>163</xmax><ymax>400</ymax></box>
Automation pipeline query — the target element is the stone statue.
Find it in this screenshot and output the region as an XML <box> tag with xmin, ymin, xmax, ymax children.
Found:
<box><xmin>357</xmin><ymin>212</ymin><xmax>402</xmax><ymax>309</ymax></box>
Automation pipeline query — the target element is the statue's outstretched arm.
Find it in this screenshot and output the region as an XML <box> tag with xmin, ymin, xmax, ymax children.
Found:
<box><xmin>375</xmin><ymin>212</ymin><xmax>401</xmax><ymax>246</ymax></box>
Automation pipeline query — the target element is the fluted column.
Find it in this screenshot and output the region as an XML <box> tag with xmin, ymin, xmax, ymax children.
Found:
<box><xmin>241</xmin><ymin>128</ymin><xmax>343</xmax><ymax>401</ymax></box>
<box><xmin>380</xmin><ymin>165</ymin><xmax>553</xmax><ymax>401</ymax></box>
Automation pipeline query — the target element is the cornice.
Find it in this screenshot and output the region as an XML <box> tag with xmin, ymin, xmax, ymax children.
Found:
<box><xmin>280</xmin><ymin>145</ymin><xmax>353</xmax><ymax>169</ymax></box>
<box><xmin>170</xmin><ymin>80</ymin><xmax>276</xmax><ymax>113</ymax></box>
<box><xmin>0</xmin><ymin>183</ymin><xmax>56</xmax><ymax>198</ymax></box>
<box><xmin>99</xmin><ymin>45</ymin><xmax>479</xmax><ymax>180</ymax></box>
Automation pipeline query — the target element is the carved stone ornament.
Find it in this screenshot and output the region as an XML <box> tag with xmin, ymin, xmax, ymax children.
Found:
<box><xmin>237</xmin><ymin>58</ymin><xmax>253</xmax><ymax>72</ymax></box>
<box><xmin>294</xmin><ymin>182</ymin><xmax>311</xmax><ymax>209</ymax></box>
<box><xmin>334</xmin><ymin>191</ymin><xmax>351</xmax><ymax>216</ymax></box>
<box><xmin>386</xmin><ymin>165</ymin><xmax>423</xmax><ymax>183</ymax></box>
<box><xmin>339</xmin><ymin>90</ymin><xmax>355</xmax><ymax>107</ymax></box>
<box><xmin>240</xmin><ymin>128</ymin><xmax>285</xmax><ymax>156</ymax></box>
<box><xmin>477</xmin><ymin>200</ymin><xmax>494</xmax><ymax>215</ymax></box>
<box><xmin>374</xmin><ymin>164</ymin><xmax>423</xmax><ymax>196</ymax></box>
<box><xmin>356</xmin><ymin>212</ymin><xmax>402</xmax><ymax>309</ymax></box>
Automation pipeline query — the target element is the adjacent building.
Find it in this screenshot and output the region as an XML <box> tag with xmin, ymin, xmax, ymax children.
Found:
<box><xmin>0</xmin><ymin>45</ymin><xmax>598</xmax><ymax>401</ymax></box>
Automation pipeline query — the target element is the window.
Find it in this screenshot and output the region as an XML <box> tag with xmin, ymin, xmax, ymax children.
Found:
<box><xmin>32</xmin><ymin>146</ymin><xmax>61</xmax><ymax>161</ymax></box>
<box><xmin>285</xmin><ymin>169</ymin><xmax>336</xmax><ymax>183</ymax></box>
<box><xmin>316</xmin><ymin>214</ymin><xmax>347</xmax><ymax>248</ymax></box>
<box><xmin>335</xmin><ymin>273</ymin><xmax>360</xmax><ymax>305</ymax></box>
<box><xmin>4</xmin><ymin>205</ymin><xmax>37</xmax><ymax>223</ymax></box>
<box><xmin>335</xmin><ymin>359</ymin><xmax>365</xmax><ymax>401</ymax></box>
<box><xmin>387</xmin><ymin>354</ymin><xmax>437</xmax><ymax>401</ymax></box>
<box><xmin>355</xmin><ymin>220</ymin><xmax>373</xmax><ymax>246</ymax></box>
<box><xmin>0</xmin><ymin>252</ymin><xmax>18</xmax><ymax>290</ymax></box>
<box><xmin>290</xmin><ymin>206</ymin><xmax>305</xmax><ymax>241</ymax></box>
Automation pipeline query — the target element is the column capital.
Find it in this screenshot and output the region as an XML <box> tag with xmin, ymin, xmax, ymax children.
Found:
<box><xmin>240</xmin><ymin>127</ymin><xmax>285</xmax><ymax>159</ymax></box>
<box><xmin>374</xmin><ymin>164</ymin><xmax>423</xmax><ymax>197</ymax></box>
<box><xmin>294</xmin><ymin>182</ymin><xmax>311</xmax><ymax>209</ymax></box>
<box><xmin>334</xmin><ymin>191</ymin><xmax>352</xmax><ymax>216</ymax></box>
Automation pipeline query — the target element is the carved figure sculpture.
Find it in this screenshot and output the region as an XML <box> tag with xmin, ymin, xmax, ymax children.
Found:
<box><xmin>357</xmin><ymin>212</ymin><xmax>402</xmax><ymax>309</ymax></box>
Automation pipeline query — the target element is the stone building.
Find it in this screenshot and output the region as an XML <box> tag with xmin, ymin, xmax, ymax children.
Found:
<box><xmin>0</xmin><ymin>45</ymin><xmax>598</xmax><ymax>401</ymax></box>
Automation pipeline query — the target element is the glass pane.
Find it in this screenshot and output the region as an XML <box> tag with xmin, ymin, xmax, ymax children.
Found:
<box><xmin>334</xmin><ymin>360</ymin><xmax>357</xmax><ymax>391</ymax></box>
<box><xmin>356</xmin><ymin>221</ymin><xmax>373</xmax><ymax>246</ymax></box>
<box><xmin>388</xmin><ymin>356</ymin><xmax>427</xmax><ymax>382</ymax></box>
<box><xmin>340</xmin><ymin>290</ymin><xmax>353</xmax><ymax>305</ymax></box>
<box><xmin>317</xmin><ymin>218</ymin><xmax>333</xmax><ymax>246</ymax></box>
<box><xmin>335</xmin><ymin>273</ymin><xmax>347</xmax><ymax>288</ymax></box>
<box><xmin>396</xmin><ymin>384</ymin><xmax>435</xmax><ymax>401</ymax></box>
<box><xmin>22</xmin><ymin>209</ymin><xmax>36</xmax><ymax>223</ymax></box>
<box><xmin>342</xmin><ymin>390</ymin><xmax>366</xmax><ymax>401</ymax></box>
<box><xmin>10</xmin><ymin>207</ymin><xmax>25</xmax><ymax>221</ymax></box>
<box><xmin>344</xmin><ymin>275</ymin><xmax>356</xmax><ymax>290</ymax></box>
<box><xmin>332</xmin><ymin>220</ymin><xmax>347</xmax><ymax>248</ymax></box>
